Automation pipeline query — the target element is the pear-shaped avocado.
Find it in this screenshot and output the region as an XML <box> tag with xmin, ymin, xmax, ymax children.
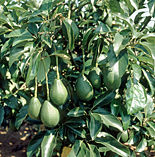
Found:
<box><xmin>88</xmin><ymin>67</ymin><xmax>102</xmax><ymax>89</ymax></box>
<box><xmin>28</xmin><ymin>97</ymin><xmax>42</xmax><ymax>120</ymax></box>
<box><xmin>76</xmin><ymin>74</ymin><xmax>94</xmax><ymax>101</ymax></box>
<box><xmin>105</xmin><ymin>13</ymin><xmax>112</xmax><ymax>27</ymax></box>
<box><xmin>50</xmin><ymin>79</ymin><xmax>68</xmax><ymax>106</ymax></box>
<box><xmin>40</xmin><ymin>100</ymin><xmax>60</xmax><ymax>128</ymax></box>
<box><xmin>103</xmin><ymin>65</ymin><xmax>121</xmax><ymax>91</ymax></box>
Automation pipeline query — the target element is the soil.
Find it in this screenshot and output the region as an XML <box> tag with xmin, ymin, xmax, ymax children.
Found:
<box><xmin>0</xmin><ymin>122</ymin><xmax>155</xmax><ymax>157</ymax></box>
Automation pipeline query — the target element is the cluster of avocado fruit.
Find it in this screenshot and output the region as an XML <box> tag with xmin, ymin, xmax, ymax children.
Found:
<box><xmin>28</xmin><ymin>63</ymin><xmax>121</xmax><ymax>128</ymax></box>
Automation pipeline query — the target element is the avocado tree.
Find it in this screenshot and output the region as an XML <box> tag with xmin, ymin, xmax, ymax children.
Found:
<box><xmin>1</xmin><ymin>0</ymin><xmax>155</xmax><ymax>156</ymax></box>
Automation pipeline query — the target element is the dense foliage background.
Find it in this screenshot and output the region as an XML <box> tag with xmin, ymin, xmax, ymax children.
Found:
<box><xmin>1</xmin><ymin>0</ymin><xmax>155</xmax><ymax>156</ymax></box>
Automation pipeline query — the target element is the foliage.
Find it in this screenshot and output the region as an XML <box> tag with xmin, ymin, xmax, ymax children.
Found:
<box><xmin>1</xmin><ymin>0</ymin><xmax>155</xmax><ymax>156</ymax></box>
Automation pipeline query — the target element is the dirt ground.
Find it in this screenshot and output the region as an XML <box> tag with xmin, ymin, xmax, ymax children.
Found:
<box><xmin>0</xmin><ymin>122</ymin><xmax>155</xmax><ymax>157</ymax></box>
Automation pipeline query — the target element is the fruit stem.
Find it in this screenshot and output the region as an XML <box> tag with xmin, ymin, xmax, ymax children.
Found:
<box><xmin>42</xmin><ymin>59</ymin><xmax>50</xmax><ymax>101</ymax></box>
<box><xmin>34</xmin><ymin>76</ymin><xmax>37</xmax><ymax>98</ymax></box>
<box><xmin>82</xmin><ymin>48</ymin><xmax>85</xmax><ymax>75</ymax></box>
<box><xmin>68</xmin><ymin>0</ymin><xmax>71</xmax><ymax>19</ymax></box>
<box><xmin>56</xmin><ymin>56</ymin><xmax>60</xmax><ymax>79</ymax></box>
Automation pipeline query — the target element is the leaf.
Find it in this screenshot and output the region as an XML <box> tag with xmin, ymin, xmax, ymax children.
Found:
<box><xmin>66</xmin><ymin>117</ymin><xmax>85</xmax><ymax>128</ymax></box>
<box><xmin>88</xmin><ymin>144</ymin><xmax>101</xmax><ymax>157</ymax></box>
<box><xmin>15</xmin><ymin>105</ymin><xmax>28</xmax><ymax>129</ymax></box>
<box><xmin>42</xmin><ymin>35</ymin><xmax>51</xmax><ymax>48</ymax></box>
<box><xmin>107</xmin><ymin>45</ymin><xmax>128</xmax><ymax>78</ymax></box>
<box><xmin>0</xmin><ymin>14</ymin><xmax>12</xmax><ymax>27</ymax></box>
<box><xmin>63</xmin><ymin>18</ymin><xmax>74</xmax><ymax>51</ymax></box>
<box><xmin>148</xmin><ymin>0</ymin><xmax>155</xmax><ymax>17</ymax></box>
<box><xmin>93</xmin><ymin>108</ymin><xmax>123</xmax><ymax>132</ymax></box>
<box><xmin>128</xmin><ymin>132</ymin><xmax>140</xmax><ymax>145</ymax></box>
<box><xmin>89</xmin><ymin>113</ymin><xmax>102</xmax><ymax>140</ymax></box>
<box><xmin>94</xmin><ymin>22</ymin><xmax>111</xmax><ymax>34</ymax></box>
<box><xmin>145</xmin><ymin>94</ymin><xmax>154</xmax><ymax>117</ymax></box>
<box><xmin>96</xmin><ymin>132</ymin><xmax>130</xmax><ymax>157</ymax></box>
<box><xmin>1</xmin><ymin>37</ymin><xmax>15</xmax><ymax>58</ymax></box>
<box><xmin>147</xmin><ymin>121</ymin><xmax>155</xmax><ymax>131</ymax></box>
<box><xmin>130</xmin><ymin>0</ymin><xmax>138</xmax><ymax>10</ymax></box>
<box><xmin>126</xmin><ymin>79</ymin><xmax>147</xmax><ymax>114</ymax></box>
<box><xmin>114</xmin><ymin>13</ymin><xmax>137</xmax><ymax>38</ymax></box>
<box><xmin>142</xmin><ymin>69</ymin><xmax>155</xmax><ymax>96</ymax></box>
<box><xmin>28</xmin><ymin>23</ymin><xmax>38</xmax><ymax>35</ymax></box>
<box><xmin>0</xmin><ymin>105</ymin><xmax>4</xmax><ymax>125</ymax></box>
<box><xmin>13</xmin><ymin>36</ymin><xmax>33</xmax><ymax>47</ymax></box>
<box><xmin>41</xmin><ymin>130</ymin><xmax>58</xmax><ymax>157</ymax></box>
<box><xmin>26</xmin><ymin>52</ymin><xmax>41</xmax><ymax>84</ymax></box>
<box><xmin>37</xmin><ymin>51</ymin><xmax>51</xmax><ymax>81</ymax></box>
<box><xmin>68</xmin><ymin>140</ymin><xmax>86</xmax><ymax>157</ymax></box>
<box><xmin>67</xmin><ymin>125</ymin><xmax>86</xmax><ymax>138</ymax></box>
<box><xmin>93</xmin><ymin>91</ymin><xmax>116</xmax><ymax>108</ymax></box>
<box><xmin>141</xmin><ymin>33</ymin><xmax>155</xmax><ymax>43</ymax></box>
<box><xmin>132</xmin><ymin>63</ymin><xmax>141</xmax><ymax>83</ymax></box>
<box><xmin>113</xmin><ymin>33</ymin><xmax>124</xmax><ymax>56</ymax></box>
<box><xmin>29</xmin><ymin>17</ymin><xmax>44</xmax><ymax>23</ymax></box>
<box><xmin>0</xmin><ymin>26</ymin><xmax>12</xmax><ymax>35</ymax></box>
<box><xmin>5</xmin><ymin>29</ymin><xmax>32</xmax><ymax>38</ymax></box>
<box><xmin>27</xmin><ymin>131</ymin><xmax>46</xmax><ymax>157</ymax></box>
<box><xmin>7</xmin><ymin>4</ymin><xmax>26</xmax><ymax>10</ymax></box>
<box><xmin>39</xmin><ymin>0</ymin><xmax>52</xmax><ymax>15</ymax></box>
<box><xmin>67</xmin><ymin>107</ymin><xmax>86</xmax><ymax>117</ymax></box>
<box><xmin>135</xmin><ymin>137</ymin><xmax>147</xmax><ymax>152</ymax></box>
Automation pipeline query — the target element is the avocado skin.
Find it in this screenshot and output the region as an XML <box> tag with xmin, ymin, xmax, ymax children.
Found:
<box><xmin>76</xmin><ymin>74</ymin><xmax>94</xmax><ymax>101</ymax></box>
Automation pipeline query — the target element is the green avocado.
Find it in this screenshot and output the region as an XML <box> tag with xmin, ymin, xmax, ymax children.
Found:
<box><xmin>76</xmin><ymin>74</ymin><xmax>94</xmax><ymax>101</ymax></box>
<box><xmin>103</xmin><ymin>65</ymin><xmax>121</xmax><ymax>91</ymax></box>
<box><xmin>28</xmin><ymin>97</ymin><xmax>42</xmax><ymax>120</ymax></box>
<box><xmin>40</xmin><ymin>100</ymin><xmax>60</xmax><ymax>128</ymax></box>
<box><xmin>121</xmin><ymin>130</ymin><xmax>129</xmax><ymax>143</ymax></box>
<box><xmin>88</xmin><ymin>67</ymin><xmax>102</xmax><ymax>89</ymax></box>
<box><xmin>50</xmin><ymin>79</ymin><xmax>68</xmax><ymax>106</ymax></box>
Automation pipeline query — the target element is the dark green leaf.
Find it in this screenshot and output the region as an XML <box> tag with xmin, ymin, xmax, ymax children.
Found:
<box><xmin>126</xmin><ymin>80</ymin><xmax>147</xmax><ymax>114</ymax></box>
<box><xmin>96</xmin><ymin>132</ymin><xmax>130</xmax><ymax>157</ymax></box>
<box><xmin>135</xmin><ymin>137</ymin><xmax>147</xmax><ymax>152</ymax></box>
<box><xmin>132</xmin><ymin>63</ymin><xmax>141</xmax><ymax>83</ymax></box>
<box><xmin>89</xmin><ymin>113</ymin><xmax>102</xmax><ymax>140</ymax></box>
<box><xmin>142</xmin><ymin>69</ymin><xmax>155</xmax><ymax>96</ymax></box>
<box><xmin>67</xmin><ymin>125</ymin><xmax>86</xmax><ymax>138</ymax></box>
<box><xmin>13</xmin><ymin>36</ymin><xmax>33</xmax><ymax>47</ymax></box>
<box><xmin>148</xmin><ymin>0</ymin><xmax>155</xmax><ymax>17</ymax></box>
<box><xmin>93</xmin><ymin>108</ymin><xmax>123</xmax><ymax>132</ymax></box>
<box><xmin>0</xmin><ymin>26</ymin><xmax>12</xmax><ymax>35</ymax></box>
<box><xmin>15</xmin><ymin>105</ymin><xmax>28</xmax><ymax>129</ymax></box>
<box><xmin>41</xmin><ymin>130</ymin><xmax>58</xmax><ymax>157</ymax></box>
<box><xmin>39</xmin><ymin>0</ymin><xmax>52</xmax><ymax>15</ymax></box>
<box><xmin>0</xmin><ymin>105</ymin><xmax>4</xmax><ymax>125</ymax></box>
<box><xmin>63</xmin><ymin>18</ymin><xmax>74</xmax><ymax>51</ymax></box>
<box><xmin>0</xmin><ymin>14</ymin><xmax>12</xmax><ymax>27</ymax></box>
<box><xmin>128</xmin><ymin>132</ymin><xmax>140</xmax><ymax>145</ymax></box>
<box><xmin>93</xmin><ymin>91</ymin><xmax>116</xmax><ymax>108</ymax></box>
<box><xmin>67</xmin><ymin>107</ymin><xmax>86</xmax><ymax>117</ymax></box>
<box><xmin>28</xmin><ymin>23</ymin><xmax>38</xmax><ymax>35</ymax></box>
<box><xmin>29</xmin><ymin>17</ymin><xmax>43</xmax><ymax>23</ymax></box>
<box><xmin>42</xmin><ymin>34</ymin><xmax>51</xmax><ymax>48</ymax></box>
<box><xmin>68</xmin><ymin>140</ymin><xmax>86</xmax><ymax>157</ymax></box>
<box><xmin>27</xmin><ymin>131</ymin><xmax>46</xmax><ymax>157</ymax></box>
<box><xmin>66</xmin><ymin>117</ymin><xmax>85</xmax><ymax>128</ymax></box>
<box><xmin>26</xmin><ymin>52</ymin><xmax>41</xmax><ymax>84</ymax></box>
<box><xmin>88</xmin><ymin>144</ymin><xmax>101</xmax><ymax>157</ymax></box>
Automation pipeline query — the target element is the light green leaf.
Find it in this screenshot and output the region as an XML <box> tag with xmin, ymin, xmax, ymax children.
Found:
<box><xmin>107</xmin><ymin>45</ymin><xmax>128</xmax><ymax>78</ymax></box>
<box><xmin>9</xmin><ymin>48</ymin><xmax>26</xmax><ymax>67</ymax></box>
<box><xmin>132</xmin><ymin>63</ymin><xmax>141</xmax><ymax>82</ymax></box>
<box><xmin>126</xmin><ymin>79</ymin><xmax>147</xmax><ymax>114</ymax></box>
<box><xmin>89</xmin><ymin>113</ymin><xmax>102</xmax><ymax>140</ymax></box>
<box><xmin>39</xmin><ymin>0</ymin><xmax>52</xmax><ymax>15</ymax></box>
<box><xmin>148</xmin><ymin>0</ymin><xmax>155</xmax><ymax>17</ymax></box>
<box><xmin>135</xmin><ymin>138</ymin><xmax>147</xmax><ymax>152</ymax></box>
<box><xmin>141</xmin><ymin>33</ymin><xmax>155</xmax><ymax>43</ymax></box>
<box><xmin>130</xmin><ymin>0</ymin><xmax>138</xmax><ymax>10</ymax></box>
<box><xmin>0</xmin><ymin>105</ymin><xmax>4</xmax><ymax>125</ymax></box>
<box><xmin>88</xmin><ymin>144</ymin><xmax>101</xmax><ymax>157</ymax></box>
<box><xmin>27</xmin><ymin>131</ymin><xmax>46</xmax><ymax>157</ymax></box>
<box><xmin>147</xmin><ymin>121</ymin><xmax>155</xmax><ymax>131</ymax></box>
<box><xmin>96</xmin><ymin>132</ymin><xmax>130</xmax><ymax>157</ymax></box>
<box><xmin>0</xmin><ymin>14</ymin><xmax>12</xmax><ymax>27</ymax></box>
<box><xmin>7</xmin><ymin>4</ymin><xmax>26</xmax><ymax>10</ymax></box>
<box><xmin>0</xmin><ymin>26</ymin><xmax>12</xmax><ymax>35</ymax></box>
<box><xmin>113</xmin><ymin>33</ymin><xmax>124</xmax><ymax>56</ymax></box>
<box><xmin>93</xmin><ymin>108</ymin><xmax>123</xmax><ymax>132</ymax></box>
<box><xmin>145</xmin><ymin>94</ymin><xmax>154</xmax><ymax>117</ymax></box>
<box><xmin>41</xmin><ymin>130</ymin><xmax>57</xmax><ymax>157</ymax></box>
<box><xmin>94</xmin><ymin>22</ymin><xmax>111</xmax><ymax>34</ymax></box>
<box><xmin>5</xmin><ymin>29</ymin><xmax>32</xmax><ymax>38</ymax></box>
<box><xmin>13</xmin><ymin>36</ymin><xmax>33</xmax><ymax>47</ymax></box>
<box><xmin>67</xmin><ymin>107</ymin><xmax>86</xmax><ymax>117</ymax></box>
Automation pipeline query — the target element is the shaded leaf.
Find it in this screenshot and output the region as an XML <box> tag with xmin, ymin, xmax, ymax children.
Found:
<box><xmin>28</xmin><ymin>23</ymin><xmax>38</xmax><ymax>35</ymax></box>
<box><xmin>88</xmin><ymin>144</ymin><xmax>101</xmax><ymax>157</ymax></box>
<box><xmin>66</xmin><ymin>117</ymin><xmax>85</xmax><ymax>128</ymax></box>
<box><xmin>145</xmin><ymin>94</ymin><xmax>154</xmax><ymax>117</ymax></box>
<box><xmin>135</xmin><ymin>137</ymin><xmax>147</xmax><ymax>152</ymax></box>
<box><xmin>39</xmin><ymin>0</ymin><xmax>52</xmax><ymax>15</ymax></box>
<box><xmin>0</xmin><ymin>105</ymin><xmax>4</xmax><ymax>125</ymax></box>
<box><xmin>89</xmin><ymin>113</ymin><xmax>102</xmax><ymax>140</ymax></box>
<box><xmin>27</xmin><ymin>131</ymin><xmax>46</xmax><ymax>157</ymax></box>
